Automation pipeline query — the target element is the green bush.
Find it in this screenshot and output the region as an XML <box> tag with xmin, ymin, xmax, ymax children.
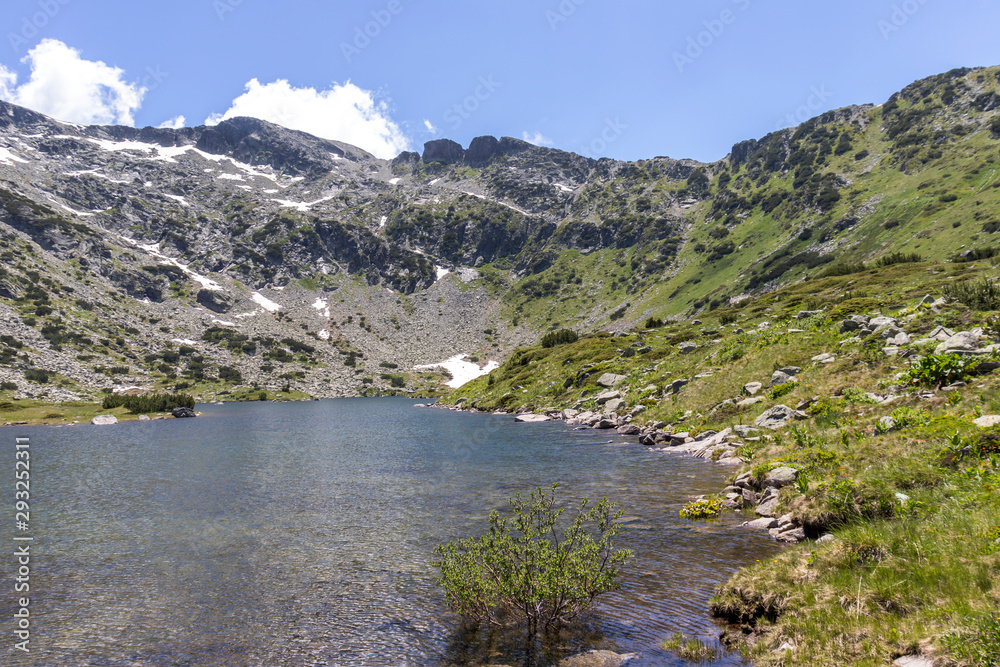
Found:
<box><xmin>24</xmin><ymin>369</ymin><xmax>51</xmax><ymax>384</ymax></box>
<box><xmin>644</xmin><ymin>317</ymin><xmax>664</xmax><ymax>329</ymax></box>
<box><xmin>941</xmin><ymin>613</ymin><xmax>1000</xmax><ymax>666</ymax></box>
<box><xmin>432</xmin><ymin>484</ymin><xmax>632</xmax><ymax>637</ymax></box>
<box><xmin>943</xmin><ymin>278</ymin><xmax>1000</xmax><ymax>311</ymax></box>
<box><xmin>541</xmin><ymin>329</ymin><xmax>579</xmax><ymax>348</ymax></box>
<box><xmin>906</xmin><ymin>354</ymin><xmax>978</xmax><ymax>387</ymax></box>
<box><xmin>680</xmin><ymin>497</ymin><xmax>724</xmax><ymax>520</ymax></box>
<box><xmin>873</xmin><ymin>251</ymin><xmax>922</xmax><ymax>269</ymax></box>
<box><xmin>101</xmin><ymin>393</ymin><xmax>194</xmax><ymax>413</ymax></box>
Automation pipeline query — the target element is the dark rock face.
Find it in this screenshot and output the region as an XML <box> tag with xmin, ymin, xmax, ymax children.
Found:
<box><xmin>172</xmin><ymin>407</ymin><xmax>196</xmax><ymax>418</ymax></box>
<box><xmin>422</xmin><ymin>139</ymin><xmax>465</xmax><ymax>164</ymax></box>
<box><xmin>465</xmin><ymin>136</ymin><xmax>499</xmax><ymax>165</ymax></box>
<box><xmin>391</xmin><ymin>151</ymin><xmax>420</xmax><ymax>169</ymax></box>
<box><xmin>730</xmin><ymin>139</ymin><xmax>758</xmax><ymax>166</ymax></box>
<box><xmin>196</xmin><ymin>289</ymin><xmax>232</xmax><ymax>313</ymax></box>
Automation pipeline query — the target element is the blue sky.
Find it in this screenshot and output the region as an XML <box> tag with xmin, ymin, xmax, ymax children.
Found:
<box><xmin>1</xmin><ymin>0</ymin><xmax>999</xmax><ymax>162</ymax></box>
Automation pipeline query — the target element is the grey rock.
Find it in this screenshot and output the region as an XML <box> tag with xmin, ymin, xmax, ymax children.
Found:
<box><xmin>974</xmin><ymin>415</ymin><xmax>1000</xmax><ymax>428</ymax></box>
<box><xmin>878</xmin><ymin>416</ymin><xmax>896</xmax><ymax>431</ymax></box>
<box><xmin>137</xmin><ymin>414</ymin><xmax>151</xmax><ymax>421</ymax></box>
<box><xmin>869</xmin><ymin>315</ymin><xmax>898</xmax><ymax>329</ymax></box>
<box><xmin>816</xmin><ymin>534</ymin><xmax>838</xmax><ymax>544</ymax></box>
<box><xmin>935</xmin><ymin>331</ymin><xmax>983</xmax><ymax>355</ymax></box>
<box><xmin>796</xmin><ymin>310</ymin><xmax>823</xmax><ymax>319</ymax></box>
<box><xmin>777</xmin><ymin>366</ymin><xmax>802</xmax><ymax>376</ymax></box>
<box><xmin>738</xmin><ymin>397</ymin><xmax>765</xmax><ymax>407</ymax></box>
<box><xmin>629</xmin><ymin>405</ymin><xmax>647</xmax><ymax>417</ymax></box>
<box><xmin>678</xmin><ymin>342</ymin><xmax>698</xmax><ymax>354</ymax></box>
<box><xmin>770</xmin><ymin>526</ymin><xmax>807</xmax><ymax>543</ymax></box>
<box><xmin>594</xmin><ymin>390</ymin><xmax>621</xmax><ymax>404</ymax></box>
<box><xmin>771</xmin><ymin>370</ymin><xmax>797</xmax><ymax>387</ymax></box>
<box><xmin>617</xmin><ymin>424</ymin><xmax>640</xmax><ymax>436</ymax></box>
<box><xmin>172</xmin><ymin>407</ymin><xmax>197</xmax><ymax>418</ymax></box>
<box><xmin>664</xmin><ymin>378</ymin><xmax>689</xmax><ymax>395</ymax></box>
<box><xmin>765</xmin><ymin>466</ymin><xmax>799</xmax><ymax>488</ymax></box>
<box><xmin>743</xmin><ymin>381</ymin><xmax>763</xmax><ymax>396</ymax></box>
<box><xmin>422</xmin><ymin>138</ymin><xmax>464</xmax><ymax>164</ymax></box>
<box><xmin>929</xmin><ymin>325</ymin><xmax>955</xmax><ymax>341</ymax></box>
<box><xmin>756</xmin><ymin>497</ymin><xmax>780</xmax><ymax>517</ymax></box>
<box><xmin>604</xmin><ymin>398</ymin><xmax>625</xmax><ymax>413</ymax></box>
<box><xmin>515</xmin><ymin>414</ymin><xmax>550</xmax><ymax>423</ymax></box>
<box><xmin>596</xmin><ymin>373</ymin><xmax>627</xmax><ymax>388</ymax></box>
<box><xmin>91</xmin><ymin>414</ymin><xmax>118</xmax><ymax>425</ymax></box>
<box><xmin>893</xmin><ymin>656</ymin><xmax>934</xmax><ymax>667</ymax></box>
<box><xmin>888</xmin><ymin>332</ymin><xmax>911</xmax><ymax>346</ymax></box>
<box><xmin>734</xmin><ymin>425</ymin><xmax>759</xmax><ymax>437</ymax></box>
<box><xmin>743</xmin><ymin>517</ymin><xmax>778</xmax><ymax>530</ymax></box>
<box><xmin>755</xmin><ymin>405</ymin><xmax>807</xmax><ymax>430</ymax></box>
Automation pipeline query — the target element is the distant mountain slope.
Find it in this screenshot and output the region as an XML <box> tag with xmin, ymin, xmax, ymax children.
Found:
<box><xmin>0</xmin><ymin>65</ymin><xmax>998</xmax><ymax>403</ymax></box>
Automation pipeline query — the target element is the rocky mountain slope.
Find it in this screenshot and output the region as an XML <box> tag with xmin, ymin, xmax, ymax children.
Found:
<box><xmin>1</xmin><ymin>65</ymin><xmax>999</xmax><ymax>402</ymax></box>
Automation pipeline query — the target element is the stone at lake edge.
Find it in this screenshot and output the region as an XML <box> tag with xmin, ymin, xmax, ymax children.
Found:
<box><xmin>515</xmin><ymin>414</ymin><xmax>551</xmax><ymax>423</ymax></box>
<box><xmin>172</xmin><ymin>407</ymin><xmax>197</xmax><ymax>418</ymax></box>
<box><xmin>91</xmin><ymin>414</ymin><xmax>118</xmax><ymax>425</ymax></box>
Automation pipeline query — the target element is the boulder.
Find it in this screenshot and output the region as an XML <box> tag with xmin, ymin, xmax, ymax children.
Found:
<box><xmin>755</xmin><ymin>405</ymin><xmax>807</xmax><ymax>430</ymax></box>
<box><xmin>738</xmin><ymin>397</ymin><xmax>765</xmax><ymax>407</ymax></box>
<box><xmin>604</xmin><ymin>398</ymin><xmax>625</xmax><ymax>413</ymax></box>
<box><xmin>811</xmin><ymin>352</ymin><xmax>835</xmax><ymax>363</ymax></box>
<box><xmin>756</xmin><ymin>497</ymin><xmax>780</xmax><ymax>517</ymax></box>
<box><xmin>596</xmin><ymin>373</ymin><xmax>626</xmax><ymax>388</ymax></box>
<box><xmin>766</xmin><ymin>467</ymin><xmax>799</xmax><ymax>488</ymax></box>
<box><xmin>515</xmin><ymin>414</ymin><xmax>551</xmax><ymax>423</ymax></box>
<box><xmin>172</xmin><ymin>407</ymin><xmax>197</xmax><ymax>418</ymax></box>
<box><xmin>594</xmin><ymin>390</ymin><xmax>621</xmax><ymax>404</ymax></box>
<box><xmin>666</xmin><ymin>378</ymin><xmax>690</xmax><ymax>394</ymax></box>
<box><xmin>893</xmin><ymin>657</ymin><xmax>935</xmax><ymax>667</ymax></box>
<box><xmin>771</xmin><ymin>526</ymin><xmax>807</xmax><ymax>543</ymax></box>
<box><xmin>91</xmin><ymin>414</ymin><xmax>118</xmax><ymax>425</ymax></box>
<box><xmin>888</xmin><ymin>332</ymin><xmax>911</xmax><ymax>346</ymax></box>
<box><xmin>743</xmin><ymin>381</ymin><xmax>763</xmax><ymax>396</ymax></box>
<box><xmin>629</xmin><ymin>405</ymin><xmax>647</xmax><ymax>417</ymax></box>
<box><xmin>771</xmin><ymin>370</ymin><xmax>798</xmax><ymax>387</ymax></box>
<box><xmin>196</xmin><ymin>289</ymin><xmax>232</xmax><ymax>314</ymax></box>
<box><xmin>796</xmin><ymin>310</ymin><xmax>823</xmax><ymax>319</ymax></box>
<box><xmin>935</xmin><ymin>331</ymin><xmax>984</xmax><ymax>355</ymax></box>
<box><xmin>974</xmin><ymin>415</ymin><xmax>1000</xmax><ymax>429</ymax></box>
<box><xmin>617</xmin><ymin>424</ymin><xmax>641</xmax><ymax>436</ymax></box>
<box><xmin>743</xmin><ymin>517</ymin><xmax>778</xmax><ymax>530</ymax></box>
<box><xmin>137</xmin><ymin>414</ymin><xmax>151</xmax><ymax>421</ymax></box>
<box><xmin>928</xmin><ymin>325</ymin><xmax>955</xmax><ymax>341</ymax></box>
<box><xmin>678</xmin><ymin>342</ymin><xmax>698</xmax><ymax>354</ymax></box>
<box><xmin>868</xmin><ymin>315</ymin><xmax>898</xmax><ymax>329</ymax></box>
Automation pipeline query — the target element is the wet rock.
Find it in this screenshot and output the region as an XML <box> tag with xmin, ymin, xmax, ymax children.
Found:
<box><xmin>557</xmin><ymin>651</ymin><xmax>638</xmax><ymax>667</ymax></box>
<box><xmin>91</xmin><ymin>414</ymin><xmax>118</xmax><ymax>425</ymax></box>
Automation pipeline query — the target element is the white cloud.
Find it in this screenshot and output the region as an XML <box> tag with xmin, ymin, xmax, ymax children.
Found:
<box><xmin>158</xmin><ymin>115</ymin><xmax>185</xmax><ymax>129</ymax></box>
<box><xmin>206</xmin><ymin>78</ymin><xmax>410</xmax><ymax>159</ymax></box>
<box><xmin>0</xmin><ymin>39</ymin><xmax>144</xmax><ymax>125</ymax></box>
<box><xmin>423</xmin><ymin>119</ymin><xmax>438</xmax><ymax>134</ymax></box>
<box><xmin>522</xmin><ymin>131</ymin><xmax>554</xmax><ymax>147</ymax></box>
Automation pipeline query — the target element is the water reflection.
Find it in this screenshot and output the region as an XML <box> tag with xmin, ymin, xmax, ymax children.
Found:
<box><xmin>2</xmin><ymin>398</ymin><xmax>780</xmax><ymax>666</ymax></box>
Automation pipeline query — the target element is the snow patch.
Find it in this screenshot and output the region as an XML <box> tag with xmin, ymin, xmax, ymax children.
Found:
<box><xmin>389</xmin><ymin>177</ymin><xmax>401</xmax><ymax>185</ymax></box>
<box><xmin>59</xmin><ymin>204</ymin><xmax>93</xmax><ymax>217</ymax></box>
<box><xmin>429</xmin><ymin>178</ymin><xmax>441</xmax><ymax>186</ymax></box>
<box><xmin>0</xmin><ymin>147</ymin><xmax>28</xmax><ymax>164</ymax></box>
<box><xmin>318</xmin><ymin>329</ymin><xmax>330</xmax><ymax>340</ymax></box>
<box><xmin>172</xmin><ymin>338</ymin><xmax>198</xmax><ymax>346</ymax></box>
<box><xmin>435</xmin><ymin>266</ymin><xmax>450</xmax><ymax>281</ymax></box>
<box><xmin>65</xmin><ymin>169</ymin><xmax>131</xmax><ymax>184</ymax></box>
<box><xmin>379</xmin><ymin>215</ymin><xmax>387</xmax><ymax>228</ymax></box>
<box><xmin>270</xmin><ymin>195</ymin><xmax>334</xmax><ymax>212</ymax></box>
<box><xmin>235</xmin><ymin>311</ymin><xmax>259</xmax><ymax>319</ymax></box>
<box><xmin>218</xmin><ymin>173</ymin><xmax>244</xmax><ymax>181</ymax></box>
<box><xmin>123</xmin><ymin>237</ymin><xmax>224</xmax><ymax>291</ymax></box>
<box><xmin>414</xmin><ymin>355</ymin><xmax>500</xmax><ymax>389</ymax></box>
<box><xmin>252</xmin><ymin>292</ymin><xmax>282</xmax><ymax>312</ymax></box>
<box><xmin>212</xmin><ymin>319</ymin><xmax>236</xmax><ymax>327</ymax></box>
<box><xmin>312</xmin><ymin>298</ymin><xmax>331</xmax><ymax>318</ymax></box>
<box><xmin>554</xmin><ymin>183</ymin><xmax>574</xmax><ymax>193</ymax></box>
<box><xmin>163</xmin><ymin>194</ymin><xmax>190</xmax><ymax>206</ymax></box>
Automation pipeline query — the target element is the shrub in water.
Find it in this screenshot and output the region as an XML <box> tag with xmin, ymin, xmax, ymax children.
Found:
<box><xmin>432</xmin><ymin>484</ymin><xmax>632</xmax><ymax>637</ymax></box>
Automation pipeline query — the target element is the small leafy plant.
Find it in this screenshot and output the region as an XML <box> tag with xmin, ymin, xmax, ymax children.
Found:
<box><xmin>906</xmin><ymin>354</ymin><xmax>977</xmax><ymax>388</ymax></box>
<box><xmin>680</xmin><ymin>497</ymin><xmax>724</xmax><ymax>520</ymax></box>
